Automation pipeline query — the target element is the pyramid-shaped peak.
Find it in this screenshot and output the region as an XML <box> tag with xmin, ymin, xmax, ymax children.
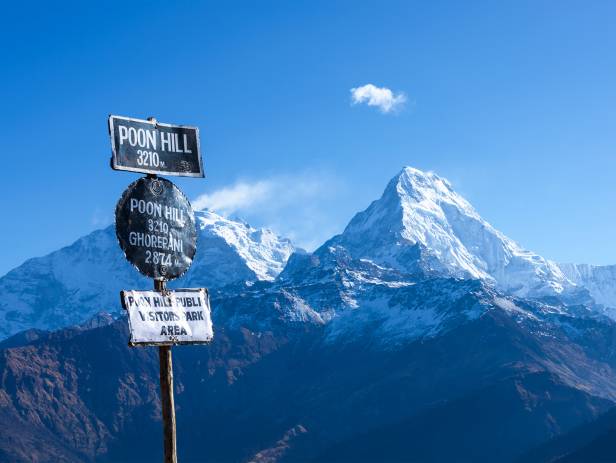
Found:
<box><xmin>397</xmin><ymin>166</ymin><xmax>448</xmax><ymax>183</ymax></box>
<box><xmin>396</xmin><ymin>167</ymin><xmax>453</xmax><ymax>193</ymax></box>
<box><xmin>382</xmin><ymin>166</ymin><xmax>477</xmax><ymax>218</ymax></box>
<box><xmin>331</xmin><ymin>165</ymin><xmax>574</xmax><ymax>299</ymax></box>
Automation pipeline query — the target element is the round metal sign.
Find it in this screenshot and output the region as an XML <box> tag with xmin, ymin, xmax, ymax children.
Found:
<box><xmin>115</xmin><ymin>177</ymin><xmax>197</xmax><ymax>280</ymax></box>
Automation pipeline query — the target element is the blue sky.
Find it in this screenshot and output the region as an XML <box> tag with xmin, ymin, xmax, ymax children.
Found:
<box><xmin>1</xmin><ymin>0</ymin><xmax>615</xmax><ymax>275</ymax></box>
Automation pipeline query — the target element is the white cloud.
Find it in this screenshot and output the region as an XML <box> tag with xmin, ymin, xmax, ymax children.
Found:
<box><xmin>191</xmin><ymin>172</ymin><xmax>344</xmax><ymax>251</ymax></box>
<box><xmin>350</xmin><ymin>83</ymin><xmax>407</xmax><ymax>113</ymax></box>
<box><xmin>192</xmin><ymin>180</ymin><xmax>273</xmax><ymax>213</ymax></box>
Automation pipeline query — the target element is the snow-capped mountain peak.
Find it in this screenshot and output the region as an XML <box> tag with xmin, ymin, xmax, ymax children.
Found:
<box><xmin>189</xmin><ymin>209</ymin><xmax>296</xmax><ymax>283</ymax></box>
<box><xmin>333</xmin><ymin>166</ymin><xmax>575</xmax><ymax>299</ymax></box>
<box><xmin>395</xmin><ymin>167</ymin><xmax>476</xmax><ymax>216</ymax></box>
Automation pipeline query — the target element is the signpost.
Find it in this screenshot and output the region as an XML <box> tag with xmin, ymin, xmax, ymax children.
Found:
<box><xmin>109</xmin><ymin>115</ymin><xmax>203</xmax><ymax>177</ymax></box>
<box><xmin>110</xmin><ymin>114</ymin><xmax>210</xmax><ymax>463</ymax></box>
<box><xmin>115</xmin><ymin>177</ymin><xmax>197</xmax><ymax>280</ymax></box>
<box><xmin>121</xmin><ymin>289</ymin><xmax>213</xmax><ymax>346</ymax></box>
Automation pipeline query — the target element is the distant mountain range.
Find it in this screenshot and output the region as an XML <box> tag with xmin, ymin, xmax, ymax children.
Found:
<box><xmin>0</xmin><ymin>210</ymin><xmax>296</xmax><ymax>340</ymax></box>
<box><xmin>2</xmin><ymin>167</ymin><xmax>616</xmax><ymax>462</ymax></box>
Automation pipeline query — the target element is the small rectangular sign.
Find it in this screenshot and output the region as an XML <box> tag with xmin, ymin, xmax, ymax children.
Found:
<box><xmin>120</xmin><ymin>288</ymin><xmax>213</xmax><ymax>346</ymax></box>
<box><xmin>109</xmin><ymin>115</ymin><xmax>204</xmax><ymax>177</ymax></box>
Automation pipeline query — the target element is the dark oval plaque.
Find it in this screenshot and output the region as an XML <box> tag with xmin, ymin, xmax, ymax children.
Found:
<box><xmin>115</xmin><ymin>177</ymin><xmax>197</xmax><ymax>280</ymax></box>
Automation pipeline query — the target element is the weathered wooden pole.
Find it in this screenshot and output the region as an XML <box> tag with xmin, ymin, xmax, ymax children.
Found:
<box><xmin>155</xmin><ymin>278</ymin><xmax>177</xmax><ymax>463</ymax></box>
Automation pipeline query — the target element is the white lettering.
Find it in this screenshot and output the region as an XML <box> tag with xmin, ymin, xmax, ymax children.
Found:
<box><xmin>118</xmin><ymin>126</ymin><xmax>128</xmax><ymax>145</ymax></box>
<box><xmin>164</xmin><ymin>206</ymin><xmax>185</xmax><ymax>224</ymax></box>
<box><xmin>183</xmin><ymin>134</ymin><xmax>192</xmax><ymax>153</ymax></box>
<box><xmin>128</xmin><ymin>127</ymin><xmax>138</xmax><ymax>146</ymax></box>
<box><xmin>137</xmin><ymin>128</ymin><xmax>146</xmax><ymax>147</ymax></box>
<box><xmin>146</xmin><ymin>130</ymin><xmax>157</xmax><ymax>150</ymax></box>
<box><xmin>160</xmin><ymin>132</ymin><xmax>171</xmax><ymax>151</ymax></box>
<box><xmin>129</xmin><ymin>199</ymin><xmax>162</xmax><ymax>217</ymax></box>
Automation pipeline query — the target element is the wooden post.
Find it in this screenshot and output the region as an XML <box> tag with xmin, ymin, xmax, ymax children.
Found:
<box><xmin>155</xmin><ymin>279</ymin><xmax>177</xmax><ymax>463</ymax></box>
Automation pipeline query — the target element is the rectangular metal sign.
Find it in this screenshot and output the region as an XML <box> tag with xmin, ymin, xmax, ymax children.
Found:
<box><xmin>120</xmin><ymin>288</ymin><xmax>213</xmax><ymax>346</ymax></box>
<box><xmin>109</xmin><ymin>115</ymin><xmax>204</xmax><ymax>177</ymax></box>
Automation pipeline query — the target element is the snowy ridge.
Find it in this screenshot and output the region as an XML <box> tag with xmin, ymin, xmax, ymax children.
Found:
<box><xmin>267</xmin><ymin>165</ymin><xmax>615</xmax><ymax>343</ymax></box>
<box><xmin>195</xmin><ymin>210</ymin><xmax>295</xmax><ymax>281</ymax></box>
<box><xmin>0</xmin><ymin>227</ymin><xmax>146</xmax><ymax>340</ymax></box>
<box><xmin>0</xmin><ymin>210</ymin><xmax>296</xmax><ymax>340</ymax></box>
<box><xmin>559</xmin><ymin>263</ymin><xmax>616</xmax><ymax>310</ymax></box>
<box><xmin>333</xmin><ymin>167</ymin><xmax>576</xmax><ymax>299</ymax></box>
<box><xmin>1</xmin><ymin>166</ymin><xmax>614</xmax><ymax>343</ymax></box>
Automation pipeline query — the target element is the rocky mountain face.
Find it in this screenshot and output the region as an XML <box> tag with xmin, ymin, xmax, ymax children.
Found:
<box><xmin>521</xmin><ymin>405</ymin><xmax>616</xmax><ymax>462</ymax></box>
<box><xmin>2</xmin><ymin>282</ymin><xmax>616</xmax><ymax>463</ymax></box>
<box><xmin>2</xmin><ymin>167</ymin><xmax>616</xmax><ymax>462</ymax></box>
<box><xmin>0</xmin><ymin>210</ymin><xmax>296</xmax><ymax>340</ymax></box>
